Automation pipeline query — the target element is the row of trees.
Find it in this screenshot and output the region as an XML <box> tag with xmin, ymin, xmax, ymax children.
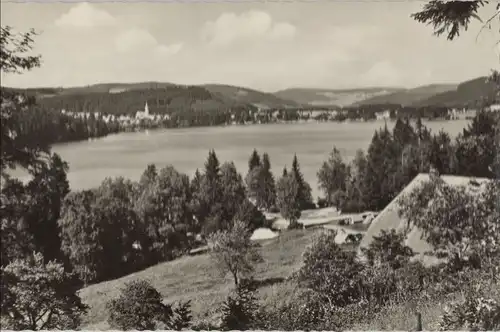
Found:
<box><xmin>2</xmin><ymin>136</ymin><xmax>318</xmax><ymax>283</ymax></box>
<box><xmin>317</xmin><ymin>112</ymin><xmax>500</xmax><ymax>212</ymax></box>
<box><xmin>15</xmin><ymin>105</ymin><xmax>120</xmax><ymax>145</ymax></box>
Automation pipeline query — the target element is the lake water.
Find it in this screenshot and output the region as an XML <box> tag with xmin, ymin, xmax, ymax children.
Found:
<box><xmin>12</xmin><ymin>120</ymin><xmax>470</xmax><ymax>199</ymax></box>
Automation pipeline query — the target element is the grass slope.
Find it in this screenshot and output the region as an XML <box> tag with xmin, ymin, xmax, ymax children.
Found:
<box><xmin>201</xmin><ymin>84</ymin><xmax>301</xmax><ymax>109</ymax></box>
<box><xmin>79</xmin><ymin>229</ymin><xmax>320</xmax><ymax>329</ymax></box>
<box><xmin>274</xmin><ymin>87</ymin><xmax>403</xmax><ymax>107</ymax></box>
<box><xmin>414</xmin><ymin>76</ymin><xmax>497</xmax><ymax>107</ymax></box>
<box><xmin>354</xmin><ymin>84</ymin><xmax>458</xmax><ymax>107</ymax></box>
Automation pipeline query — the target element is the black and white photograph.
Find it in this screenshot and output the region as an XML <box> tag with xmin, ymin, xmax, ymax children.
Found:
<box><xmin>1</xmin><ymin>0</ymin><xmax>499</xmax><ymax>330</ymax></box>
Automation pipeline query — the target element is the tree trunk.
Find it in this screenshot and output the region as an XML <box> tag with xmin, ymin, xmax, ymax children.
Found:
<box><xmin>232</xmin><ymin>271</ymin><xmax>239</xmax><ymax>286</ymax></box>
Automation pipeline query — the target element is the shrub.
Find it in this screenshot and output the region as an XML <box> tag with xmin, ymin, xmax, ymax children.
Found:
<box><xmin>191</xmin><ymin>320</ymin><xmax>220</xmax><ymax>331</ymax></box>
<box><xmin>220</xmin><ymin>282</ymin><xmax>259</xmax><ymax>330</ymax></box>
<box><xmin>287</xmin><ymin>221</ymin><xmax>304</xmax><ymax>230</ymax></box>
<box><xmin>439</xmin><ymin>295</ymin><xmax>500</xmax><ymax>331</ymax></box>
<box><xmin>317</xmin><ymin>197</ymin><xmax>329</xmax><ymax>208</ymax></box>
<box><xmin>106</xmin><ymin>279</ymin><xmax>192</xmax><ymax>330</ymax></box>
<box><xmin>361</xmin><ymin>229</ymin><xmax>414</xmax><ymax>269</ymax></box>
<box><xmin>255</xmin><ymin>288</ymin><xmax>328</xmax><ymax>331</ymax></box>
<box><xmin>296</xmin><ymin>230</ymin><xmax>365</xmax><ymax>308</ymax></box>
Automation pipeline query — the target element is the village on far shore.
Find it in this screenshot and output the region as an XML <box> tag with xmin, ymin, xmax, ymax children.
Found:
<box><xmin>60</xmin><ymin>101</ymin><xmax>500</xmax><ymax>132</ymax></box>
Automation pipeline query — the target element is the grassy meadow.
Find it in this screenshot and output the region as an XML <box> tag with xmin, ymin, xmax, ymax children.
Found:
<box><xmin>79</xmin><ymin>229</ymin><xmax>321</xmax><ymax>329</ymax></box>
<box><xmin>78</xmin><ymin>223</ymin><xmax>500</xmax><ymax>330</ymax></box>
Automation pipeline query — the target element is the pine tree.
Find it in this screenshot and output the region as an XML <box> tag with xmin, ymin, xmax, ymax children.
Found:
<box><xmin>392</xmin><ymin>117</ymin><xmax>416</xmax><ymax>149</ymax></box>
<box><xmin>248</xmin><ymin>149</ymin><xmax>261</xmax><ymax>172</ymax></box>
<box><xmin>363</xmin><ymin>126</ymin><xmax>400</xmax><ymax>211</ymax></box>
<box><xmin>205</xmin><ymin>149</ymin><xmax>220</xmax><ymax>183</ymax></box>
<box><xmin>190</xmin><ymin>169</ymin><xmax>202</xmax><ymax>193</ymax></box>
<box><xmin>245</xmin><ymin>152</ymin><xmax>277</xmax><ymax>211</ymax></box>
<box><xmin>291</xmin><ymin>154</ymin><xmax>314</xmax><ymax>210</ymax></box>
<box><xmin>260</xmin><ymin>153</ymin><xmax>276</xmax><ymax>210</ymax></box>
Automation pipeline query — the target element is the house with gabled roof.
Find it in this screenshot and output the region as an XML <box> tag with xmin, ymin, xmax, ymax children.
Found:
<box><xmin>357</xmin><ymin>173</ymin><xmax>492</xmax><ymax>266</ymax></box>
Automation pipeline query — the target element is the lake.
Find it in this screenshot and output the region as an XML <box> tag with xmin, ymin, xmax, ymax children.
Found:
<box><xmin>12</xmin><ymin>119</ymin><xmax>470</xmax><ymax>199</ymax></box>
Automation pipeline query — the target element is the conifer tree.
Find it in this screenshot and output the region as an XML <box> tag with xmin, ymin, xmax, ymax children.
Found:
<box><xmin>245</xmin><ymin>152</ymin><xmax>277</xmax><ymax>211</ymax></box>
<box><xmin>260</xmin><ymin>153</ymin><xmax>276</xmax><ymax>210</ymax></box>
<box><xmin>205</xmin><ymin>149</ymin><xmax>220</xmax><ymax>183</ymax></box>
<box><xmin>190</xmin><ymin>169</ymin><xmax>202</xmax><ymax>193</ymax></box>
<box><xmin>392</xmin><ymin>117</ymin><xmax>416</xmax><ymax>149</ymax></box>
<box><xmin>363</xmin><ymin>127</ymin><xmax>399</xmax><ymax>211</ymax></box>
<box><xmin>291</xmin><ymin>155</ymin><xmax>314</xmax><ymax>210</ymax></box>
<box><xmin>193</xmin><ymin>150</ymin><xmax>224</xmax><ymax>235</ymax></box>
<box><xmin>248</xmin><ymin>149</ymin><xmax>261</xmax><ymax>172</ymax></box>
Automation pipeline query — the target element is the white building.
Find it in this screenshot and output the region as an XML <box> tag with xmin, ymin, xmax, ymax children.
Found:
<box><xmin>375</xmin><ymin>110</ymin><xmax>390</xmax><ymax>120</ymax></box>
<box><xmin>487</xmin><ymin>104</ymin><xmax>500</xmax><ymax>112</ymax></box>
<box><xmin>135</xmin><ymin>102</ymin><xmax>154</xmax><ymax>120</ymax></box>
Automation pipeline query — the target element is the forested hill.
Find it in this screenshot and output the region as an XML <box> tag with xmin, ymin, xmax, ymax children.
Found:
<box><xmin>202</xmin><ymin>84</ymin><xmax>301</xmax><ymax>109</ymax></box>
<box><xmin>275</xmin><ymin>76</ymin><xmax>497</xmax><ymax>108</ymax></box>
<box><xmin>273</xmin><ymin>87</ymin><xmax>403</xmax><ymax>107</ymax></box>
<box><xmin>414</xmin><ymin>76</ymin><xmax>498</xmax><ymax>107</ymax></box>
<box><xmin>6</xmin><ymin>75</ymin><xmax>497</xmax><ymax>115</ymax></box>
<box><xmin>6</xmin><ymin>83</ymin><xmax>304</xmax><ymax>115</ymax></box>
<box><xmin>27</xmin><ymin>85</ymin><xmax>261</xmax><ymax>115</ymax></box>
<box><xmin>352</xmin><ymin>84</ymin><xmax>458</xmax><ymax>106</ymax></box>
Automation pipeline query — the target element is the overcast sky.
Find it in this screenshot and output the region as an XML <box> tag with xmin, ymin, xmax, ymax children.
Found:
<box><xmin>1</xmin><ymin>0</ymin><xmax>499</xmax><ymax>91</ymax></box>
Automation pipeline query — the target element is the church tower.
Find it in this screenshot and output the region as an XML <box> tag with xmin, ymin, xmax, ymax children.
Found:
<box><xmin>145</xmin><ymin>102</ymin><xmax>149</xmax><ymax>116</ymax></box>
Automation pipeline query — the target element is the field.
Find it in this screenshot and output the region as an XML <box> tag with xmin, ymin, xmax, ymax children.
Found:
<box><xmin>79</xmin><ymin>229</ymin><xmax>321</xmax><ymax>329</ymax></box>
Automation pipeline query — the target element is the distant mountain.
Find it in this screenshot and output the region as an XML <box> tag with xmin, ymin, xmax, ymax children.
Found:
<box><xmin>7</xmin><ymin>76</ymin><xmax>497</xmax><ymax>114</ymax></box>
<box><xmin>201</xmin><ymin>84</ymin><xmax>301</xmax><ymax>109</ymax></box>
<box><xmin>25</xmin><ymin>84</ymin><xmax>255</xmax><ymax>115</ymax></box>
<box><xmin>12</xmin><ymin>82</ymin><xmax>179</xmax><ymax>99</ymax></box>
<box><xmin>274</xmin><ymin>87</ymin><xmax>403</xmax><ymax>107</ymax></box>
<box><xmin>353</xmin><ymin>84</ymin><xmax>458</xmax><ymax>106</ymax></box>
<box><xmin>19</xmin><ymin>82</ymin><xmax>301</xmax><ymax>115</ymax></box>
<box><xmin>413</xmin><ymin>77</ymin><xmax>498</xmax><ymax>108</ymax></box>
<box><xmin>60</xmin><ymin>82</ymin><xmax>178</xmax><ymax>95</ymax></box>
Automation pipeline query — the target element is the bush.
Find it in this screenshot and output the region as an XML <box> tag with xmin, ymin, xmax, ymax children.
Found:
<box><xmin>220</xmin><ymin>282</ymin><xmax>259</xmax><ymax>330</ymax></box>
<box><xmin>439</xmin><ymin>295</ymin><xmax>500</xmax><ymax>330</ymax></box>
<box><xmin>287</xmin><ymin>221</ymin><xmax>304</xmax><ymax>230</ymax></box>
<box><xmin>255</xmin><ymin>288</ymin><xmax>328</xmax><ymax>331</ymax></box>
<box><xmin>296</xmin><ymin>230</ymin><xmax>365</xmax><ymax>308</ymax></box>
<box><xmin>317</xmin><ymin>197</ymin><xmax>329</xmax><ymax>208</ymax></box>
<box><xmin>361</xmin><ymin>229</ymin><xmax>415</xmax><ymax>270</ymax></box>
<box><xmin>191</xmin><ymin>320</ymin><xmax>220</xmax><ymax>331</ymax></box>
<box><xmin>106</xmin><ymin>279</ymin><xmax>192</xmax><ymax>330</ymax></box>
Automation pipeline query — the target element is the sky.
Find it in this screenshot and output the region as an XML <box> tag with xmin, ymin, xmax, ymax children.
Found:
<box><xmin>1</xmin><ymin>0</ymin><xmax>499</xmax><ymax>92</ymax></box>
